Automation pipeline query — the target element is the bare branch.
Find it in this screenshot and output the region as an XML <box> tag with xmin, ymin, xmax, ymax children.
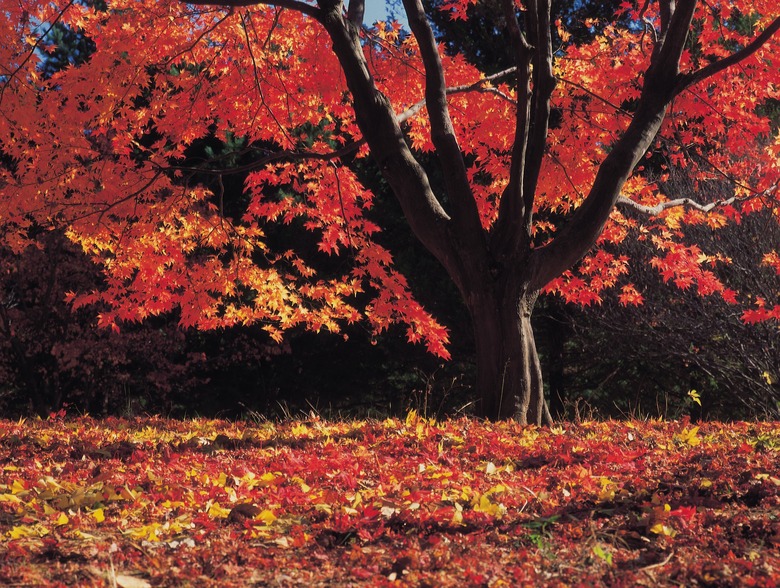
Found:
<box><xmin>617</xmin><ymin>182</ymin><xmax>778</xmax><ymax>215</ymax></box>
<box><xmin>549</xmin><ymin>150</ymin><xmax>585</xmax><ymax>202</ymax></box>
<box><xmin>163</xmin><ymin>9</ymin><xmax>235</xmax><ymax>66</ymax></box>
<box><xmin>240</xmin><ymin>12</ymin><xmax>295</xmax><ymax>147</ymax></box>
<box><xmin>688</xmin><ymin>150</ymin><xmax>776</xmax><ymax>198</ymax></box>
<box><xmin>556</xmin><ymin>76</ymin><xmax>632</xmax><ymax>117</ymax></box>
<box><xmin>397</xmin><ymin>67</ymin><xmax>518</xmax><ymax>124</ymax></box>
<box><xmin>616</xmin><ymin>194</ymin><xmax>736</xmax><ymax>215</ymax></box>
<box><xmin>75</xmin><ymin>170</ymin><xmax>165</xmax><ymax>227</ymax></box>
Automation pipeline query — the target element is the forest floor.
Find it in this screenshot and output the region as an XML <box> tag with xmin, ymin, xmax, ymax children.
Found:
<box><xmin>0</xmin><ymin>414</ymin><xmax>778</xmax><ymax>587</ymax></box>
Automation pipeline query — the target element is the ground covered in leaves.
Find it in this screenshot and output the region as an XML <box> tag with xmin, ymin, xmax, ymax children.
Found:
<box><xmin>1</xmin><ymin>414</ymin><xmax>779</xmax><ymax>587</ymax></box>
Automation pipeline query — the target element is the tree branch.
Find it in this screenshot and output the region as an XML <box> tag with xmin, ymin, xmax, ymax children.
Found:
<box><xmin>346</xmin><ymin>0</ymin><xmax>364</xmax><ymax>25</ymax></box>
<box><xmin>186</xmin><ymin>0</ymin><xmax>322</xmax><ymax>19</ymax></box>
<box><xmin>528</xmin><ymin>0</ymin><xmax>698</xmax><ymax>290</ymax></box>
<box><xmin>616</xmin><ymin>194</ymin><xmax>736</xmax><ymax>215</ymax></box>
<box><xmin>491</xmin><ymin>0</ymin><xmax>556</xmax><ymax>263</ymax></box>
<box><xmin>189</xmin><ymin>0</ymin><xmax>455</xmax><ymax>267</ymax></box>
<box><xmin>396</xmin><ymin>67</ymin><xmax>518</xmax><ymax>124</ymax></box>
<box><xmin>314</xmin><ymin>0</ymin><xmax>459</xmax><ymax>277</ymax></box>
<box><xmin>648</xmin><ymin>0</ymin><xmax>697</xmax><ymax>81</ymax></box>
<box><xmin>675</xmin><ymin>15</ymin><xmax>780</xmax><ymax>95</ymax></box>
<box><xmin>617</xmin><ymin>181</ymin><xmax>778</xmax><ymax>215</ymax></box>
<box><xmin>489</xmin><ymin>0</ymin><xmax>533</xmax><ymax>257</ymax></box>
<box><xmin>157</xmin><ymin>140</ymin><xmax>364</xmax><ymax>176</ymax></box>
<box><xmin>158</xmin><ymin>68</ymin><xmax>516</xmax><ymax>178</ymax></box>
<box><xmin>240</xmin><ymin>12</ymin><xmax>295</xmax><ymax>147</ymax></box>
<box><xmin>400</xmin><ymin>0</ymin><xmax>484</xmax><ymax>244</ymax></box>
<box><xmin>556</xmin><ymin>76</ymin><xmax>631</xmax><ymax>118</ymax></box>
<box><xmin>521</xmin><ymin>0</ymin><xmax>555</xmax><ymax>237</ymax></box>
<box><xmin>0</xmin><ymin>0</ymin><xmax>76</xmax><ymax>107</ymax></box>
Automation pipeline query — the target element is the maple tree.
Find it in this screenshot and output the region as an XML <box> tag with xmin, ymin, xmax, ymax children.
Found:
<box><xmin>1</xmin><ymin>414</ymin><xmax>779</xmax><ymax>585</ymax></box>
<box><xmin>1</xmin><ymin>1</ymin><xmax>779</xmax><ymax>422</ymax></box>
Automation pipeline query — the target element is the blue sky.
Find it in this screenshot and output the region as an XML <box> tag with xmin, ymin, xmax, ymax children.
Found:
<box><xmin>362</xmin><ymin>0</ymin><xmax>407</xmax><ymax>27</ymax></box>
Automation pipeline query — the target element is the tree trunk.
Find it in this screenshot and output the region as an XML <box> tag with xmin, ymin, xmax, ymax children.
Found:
<box><xmin>468</xmin><ymin>287</ymin><xmax>550</xmax><ymax>424</ymax></box>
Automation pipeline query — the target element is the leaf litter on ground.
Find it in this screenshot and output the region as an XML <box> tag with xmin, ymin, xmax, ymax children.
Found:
<box><xmin>0</xmin><ymin>413</ymin><xmax>779</xmax><ymax>586</ymax></box>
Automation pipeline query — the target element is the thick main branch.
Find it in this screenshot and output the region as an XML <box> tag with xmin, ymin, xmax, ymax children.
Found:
<box><xmin>490</xmin><ymin>0</ymin><xmax>533</xmax><ymax>258</ymax></box>
<box><xmin>527</xmin><ymin>0</ymin><xmax>780</xmax><ymax>290</ymax></box>
<box><xmin>315</xmin><ymin>1</ymin><xmax>456</xmax><ymax>266</ymax></box>
<box><xmin>676</xmin><ymin>15</ymin><xmax>780</xmax><ymax>93</ymax></box>
<box><xmin>528</xmin><ymin>0</ymin><xmax>699</xmax><ymax>289</ymax></box>
<box><xmin>521</xmin><ymin>0</ymin><xmax>555</xmax><ymax>239</ymax></box>
<box><xmin>400</xmin><ymin>0</ymin><xmax>485</xmax><ymax>247</ymax></box>
<box><xmin>491</xmin><ymin>0</ymin><xmax>556</xmax><ymax>263</ymax></box>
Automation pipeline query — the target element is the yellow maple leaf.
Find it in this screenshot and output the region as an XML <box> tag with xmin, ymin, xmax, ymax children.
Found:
<box><xmin>405</xmin><ymin>409</ymin><xmax>419</xmax><ymax>426</ymax></box>
<box><xmin>598</xmin><ymin>477</ymin><xmax>616</xmax><ymax>501</ymax></box>
<box><xmin>290</xmin><ymin>423</ymin><xmax>310</xmax><ymax>437</ymax></box>
<box><xmin>451</xmin><ymin>502</ymin><xmax>464</xmax><ymax>525</ymax></box>
<box><xmin>676</xmin><ymin>426</ymin><xmax>701</xmax><ymax>447</ymax></box>
<box><xmin>7</xmin><ymin>525</ymin><xmax>49</xmax><ymax>539</ymax></box>
<box><xmin>207</xmin><ymin>501</ymin><xmax>232</xmax><ymax>519</ymax></box>
<box><xmin>256</xmin><ymin>509</ymin><xmax>276</xmax><ymax>525</ymax></box>
<box><xmin>649</xmin><ymin>523</ymin><xmax>676</xmax><ymax>537</ymax></box>
<box><xmin>125</xmin><ymin>524</ymin><xmax>162</xmax><ymax>542</ymax></box>
<box><xmin>92</xmin><ymin>508</ymin><xmax>105</xmax><ymax>523</ymax></box>
<box><xmin>472</xmin><ymin>485</ymin><xmax>507</xmax><ymax>518</ymax></box>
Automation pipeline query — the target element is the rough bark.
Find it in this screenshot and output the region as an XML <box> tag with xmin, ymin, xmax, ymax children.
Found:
<box><xmin>464</xmin><ymin>276</ymin><xmax>550</xmax><ymax>425</ymax></box>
